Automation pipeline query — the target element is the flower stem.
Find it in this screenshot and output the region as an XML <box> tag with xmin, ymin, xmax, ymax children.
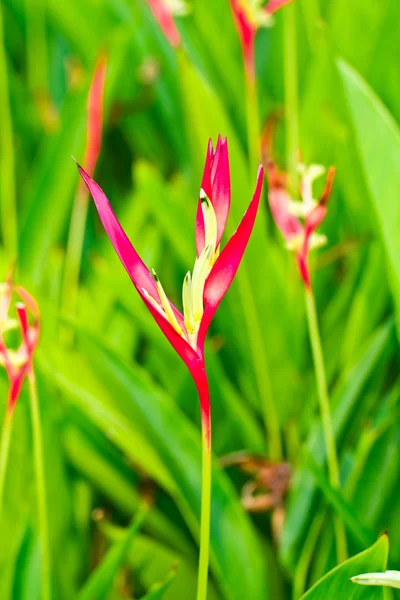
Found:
<box><xmin>283</xmin><ymin>1</ymin><xmax>299</xmax><ymax>196</ymax></box>
<box><xmin>0</xmin><ymin>409</ymin><xmax>13</xmax><ymax>515</ymax></box>
<box><xmin>304</xmin><ymin>287</ymin><xmax>347</xmax><ymax>563</ymax></box>
<box><xmin>28</xmin><ymin>369</ymin><xmax>52</xmax><ymax>600</ymax></box>
<box><xmin>0</xmin><ymin>2</ymin><xmax>18</xmax><ymax>259</ymax></box>
<box><xmin>196</xmin><ymin>415</ymin><xmax>211</xmax><ymax>600</ymax></box>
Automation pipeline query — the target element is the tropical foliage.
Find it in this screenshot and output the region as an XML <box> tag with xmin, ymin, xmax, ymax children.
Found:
<box><xmin>0</xmin><ymin>0</ymin><xmax>400</xmax><ymax>598</ymax></box>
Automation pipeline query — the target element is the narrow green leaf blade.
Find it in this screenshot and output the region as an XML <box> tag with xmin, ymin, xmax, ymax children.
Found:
<box><xmin>78</xmin><ymin>506</ymin><xmax>147</xmax><ymax>600</ymax></box>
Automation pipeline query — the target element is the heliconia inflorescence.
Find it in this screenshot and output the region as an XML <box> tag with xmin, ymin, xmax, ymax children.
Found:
<box><xmin>266</xmin><ymin>157</ymin><xmax>335</xmax><ymax>289</ymax></box>
<box><xmin>229</xmin><ymin>0</ymin><xmax>293</xmax><ymax>80</ymax></box>
<box><xmin>77</xmin><ymin>136</ymin><xmax>263</xmax><ymax>443</ymax></box>
<box><xmin>0</xmin><ymin>279</ymin><xmax>40</xmax><ymax>413</ymax></box>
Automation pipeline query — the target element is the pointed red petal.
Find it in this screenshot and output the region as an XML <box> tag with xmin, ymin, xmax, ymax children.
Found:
<box><xmin>147</xmin><ymin>0</ymin><xmax>181</xmax><ymax>47</ymax></box>
<box><xmin>298</xmin><ymin>167</ymin><xmax>335</xmax><ymax>289</ymax></box>
<box><xmin>229</xmin><ymin>0</ymin><xmax>256</xmax><ymax>80</ymax></box>
<box><xmin>78</xmin><ymin>165</ymin><xmax>159</xmax><ymax>297</ymax></box>
<box><xmin>15</xmin><ymin>286</ymin><xmax>39</xmax><ymax>319</ymax></box>
<box><xmin>266</xmin><ymin>160</ymin><xmax>303</xmax><ymax>240</ymax></box>
<box><xmin>211</xmin><ymin>136</ymin><xmax>230</xmax><ymax>248</ymax></box>
<box><xmin>196</xmin><ymin>139</ymin><xmax>213</xmax><ymax>255</ymax></box>
<box><xmin>16</xmin><ymin>303</ymin><xmax>28</xmax><ymax>341</ymax></box>
<box><xmin>196</xmin><ymin>137</ymin><xmax>231</xmax><ymax>255</ymax></box>
<box><xmin>138</xmin><ymin>286</ymin><xmax>199</xmax><ymax>369</ymax></box>
<box><xmin>15</xmin><ymin>286</ymin><xmax>40</xmax><ymax>349</ymax></box>
<box><xmin>82</xmin><ymin>54</ymin><xmax>107</xmax><ymax>179</ymax></box>
<box><xmin>8</xmin><ymin>371</ymin><xmax>26</xmax><ymax>414</ymax></box>
<box><xmin>265</xmin><ymin>0</ymin><xmax>293</xmax><ymax>15</ymax></box>
<box><xmin>197</xmin><ymin>166</ymin><xmax>263</xmax><ymax>350</ymax></box>
<box><xmin>78</xmin><ymin>166</ymin><xmax>198</xmax><ymax>366</ymax></box>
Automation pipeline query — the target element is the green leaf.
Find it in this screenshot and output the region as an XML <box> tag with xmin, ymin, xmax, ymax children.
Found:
<box><xmin>300</xmin><ymin>535</ymin><xmax>389</xmax><ymax>599</ymax></box>
<box><xmin>78</xmin><ymin>506</ymin><xmax>147</xmax><ymax>600</ymax></box>
<box><xmin>19</xmin><ymin>88</ymin><xmax>86</xmax><ymax>283</ymax></box>
<box><xmin>337</xmin><ymin>59</ymin><xmax>400</xmax><ymax>337</ymax></box>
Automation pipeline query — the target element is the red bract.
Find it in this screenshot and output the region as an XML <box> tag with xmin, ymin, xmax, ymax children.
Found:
<box><xmin>146</xmin><ymin>0</ymin><xmax>182</xmax><ymax>48</ymax></box>
<box><xmin>83</xmin><ymin>54</ymin><xmax>107</xmax><ymax>179</ymax></box>
<box><xmin>0</xmin><ymin>282</ymin><xmax>40</xmax><ymax>414</ymax></box>
<box><xmin>230</xmin><ymin>0</ymin><xmax>293</xmax><ymax>80</ymax></box>
<box><xmin>76</xmin><ymin>54</ymin><xmax>107</xmax><ymax>197</ymax></box>
<box><xmin>77</xmin><ymin>136</ymin><xmax>263</xmax><ymax>443</ymax></box>
<box><xmin>266</xmin><ymin>159</ymin><xmax>335</xmax><ymax>288</ymax></box>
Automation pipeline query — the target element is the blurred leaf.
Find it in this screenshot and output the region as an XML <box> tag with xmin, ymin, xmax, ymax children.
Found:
<box><xmin>300</xmin><ymin>535</ymin><xmax>389</xmax><ymax>599</ymax></box>
<box><xmin>78</xmin><ymin>506</ymin><xmax>147</xmax><ymax>600</ymax></box>
<box><xmin>139</xmin><ymin>565</ymin><xmax>177</xmax><ymax>599</ymax></box>
<box><xmin>338</xmin><ymin>59</ymin><xmax>400</xmax><ymax>337</ymax></box>
<box><xmin>303</xmin><ymin>450</ymin><xmax>374</xmax><ymax>547</ymax></box>
<box><xmin>19</xmin><ymin>88</ymin><xmax>86</xmax><ymax>283</ymax></box>
<box><xmin>63</xmin><ymin>421</ymin><xmax>194</xmax><ymax>556</ymax></box>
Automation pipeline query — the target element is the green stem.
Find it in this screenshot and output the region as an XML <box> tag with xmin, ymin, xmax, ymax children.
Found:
<box><xmin>28</xmin><ymin>369</ymin><xmax>51</xmax><ymax>600</ymax></box>
<box><xmin>304</xmin><ymin>288</ymin><xmax>347</xmax><ymax>563</ymax></box>
<box><xmin>237</xmin><ymin>267</ymin><xmax>282</xmax><ymax>459</ymax></box>
<box><xmin>196</xmin><ymin>418</ymin><xmax>211</xmax><ymax>600</ymax></box>
<box><xmin>0</xmin><ymin>409</ymin><xmax>13</xmax><ymax>515</ymax></box>
<box><xmin>283</xmin><ymin>1</ymin><xmax>299</xmax><ymax>196</ymax></box>
<box><xmin>0</xmin><ymin>2</ymin><xmax>18</xmax><ymax>258</ymax></box>
<box><xmin>245</xmin><ymin>72</ymin><xmax>261</xmax><ymax>174</ymax></box>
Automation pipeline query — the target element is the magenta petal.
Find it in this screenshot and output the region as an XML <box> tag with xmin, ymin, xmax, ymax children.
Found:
<box><xmin>78</xmin><ymin>165</ymin><xmax>159</xmax><ymax>297</ymax></box>
<box><xmin>211</xmin><ymin>136</ymin><xmax>230</xmax><ymax>247</ymax></box>
<box><xmin>304</xmin><ymin>166</ymin><xmax>335</xmax><ymax>235</ymax></box>
<box><xmin>16</xmin><ymin>303</ymin><xmax>28</xmax><ymax>341</ymax></box>
<box><xmin>196</xmin><ymin>139</ymin><xmax>213</xmax><ymax>255</ymax></box>
<box><xmin>197</xmin><ymin>165</ymin><xmax>264</xmax><ymax>351</ymax></box>
<box><xmin>78</xmin><ymin>165</ymin><xmax>197</xmax><ymax>365</ymax></box>
<box><xmin>8</xmin><ymin>371</ymin><xmax>26</xmax><ymax>413</ymax></box>
<box><xmin>229</xmin><ymin>0</ymin><xmax>256</xmax><ymax>80</ymax></box>
<box><xmin>298</xmin><ymin>167</ymin><xmax>335</xmax><ymax>289</ymax></box>
<box><xmin>266</xmin><ymin>160</ymin><xmax>302</xmax><ymax>241</ymax></box>
<box><xmin>196</xmin><ymin>137</ymin><xmax>231</xmax><ymax>256</ymax></box>
<box><xmin>147</xmin><ymin>0</ymin><xmax>181</xmax><ymax>47</ymax></box>
<box><xmin>265</xmin><ymin>0</ymin><xmax>293</xmax><ymax>15</ymax></box>
<box><xmin>138</xmin><ymin>287</ymin><xmax>199</xmax><ymax>368</ymax></box>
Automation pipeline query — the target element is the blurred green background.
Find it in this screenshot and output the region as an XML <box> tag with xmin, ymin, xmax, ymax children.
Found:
<box><xmin>1</xmin><ymin>0</ymin><xmax>400</xmax><ymax>598</ymax></box>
